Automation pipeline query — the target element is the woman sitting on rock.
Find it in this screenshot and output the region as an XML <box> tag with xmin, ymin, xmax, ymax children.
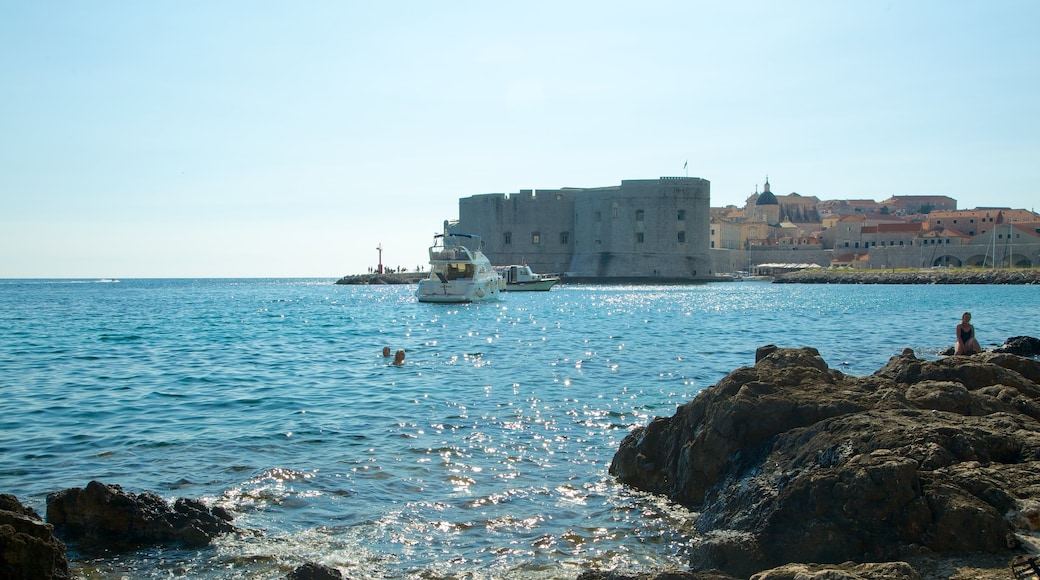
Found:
<box><xmin>955</xmin><ymin>311</ymin><xmax>982</xmax><ymax>355</ymax></box>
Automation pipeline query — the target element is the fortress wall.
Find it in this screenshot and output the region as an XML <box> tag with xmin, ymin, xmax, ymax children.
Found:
<box><xmin>569</xmin><ymin>178</ymin><xmax>711</xmax><ymax>278</ymax></box>
<box><xmin>458</xmin><ymin>189</ymin><xmax>577</xmax><ymax>274</ymax></box>
<box><xmin>457</xmin><ymin>177</ymin><xmax>713</xmax><ymax>280</ymax></box>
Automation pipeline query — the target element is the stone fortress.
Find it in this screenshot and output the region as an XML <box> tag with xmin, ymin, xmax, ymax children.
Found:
<box><xmin>451</xmin><ymin>177</ymin><xmax>713</xmax><ymax>280</ymax></box>
<box><xmin>447</xmin><ymin>176</ymin><xmax>1040</xmax><ymax>279</ymax></box>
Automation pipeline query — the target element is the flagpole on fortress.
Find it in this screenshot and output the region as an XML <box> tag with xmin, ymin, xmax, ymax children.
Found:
<box><xmin>684</xmin><ymin>160</ymin><xmax>688</xmax><ymax>177</ymax></box>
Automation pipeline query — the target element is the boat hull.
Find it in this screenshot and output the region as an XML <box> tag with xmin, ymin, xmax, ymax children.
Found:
<box><xmin>503</xmin><ymin>279</ymin><xmax>558</xmax><ymax>292</ymax></box>
<box><xmin>497</xmin><ymin>265</ymin><xmax>559</xmax><ymax>292</ymax></box>
<box><xmin>416</xmin><ymin>278</ymin><xmax>503</xmax><ymax>303</ymax></box>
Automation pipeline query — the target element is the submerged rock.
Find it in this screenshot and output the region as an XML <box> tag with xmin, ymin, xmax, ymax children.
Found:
<box><xmin>287</xmin><ymin>562</ymin><xmax>345</xmax><ymax>580</ymax></box>
<box><xmin>0</xmin><ymin>494</ymin><xmax>69</xmax><ymax>580</ymax></box>
<box><xmin>609</xmin><ymin>347</ymin><xmax>1040</xmax><ymax>577</ymax></box>
<box><xmin>46</xmin><ymin>480</ymin><xmax>237</xmax><ymax>550</ymax></box>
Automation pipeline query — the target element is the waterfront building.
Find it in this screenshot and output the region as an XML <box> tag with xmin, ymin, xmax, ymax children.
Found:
<box><xmin>928</xmin><ymin>208</ymin><xmax>1040</xmax><ymax>237</ymax></box>
<box><xmin>454</xmin><ymin>177</ymin><xmax>712</xmax><ymax>280</ymax></box>
<box><xmin>710</xmin><ymin>214</ymin><xmax>771</xmax><ymax>250</ymax></box>
<box><xmin>859</xmin><ymin>222</ymin><xmax>926</xmax><ymax>249</ymax></box>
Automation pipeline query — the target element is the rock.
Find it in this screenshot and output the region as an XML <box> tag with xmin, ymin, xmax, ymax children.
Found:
<box><xmin>46</xmin><ymin>480</ymin><xmax>238</xmax><ymax>550</ymax></box>
<box><xmin>995</xmin><ymin>336</ymin><xmax>1040</xmax><ymax>357</ymax></box>
<box><xmin>573</xmin><ymin>561</ymin><xmax>921</xmax><ymax>580</ymax></box>
<box><xmin>749</xmin><ymin>561</ymin><xmax>922</xmax><ymax>580</ymax></box>
<box><xmin>287</xmin><ymin>562</ymin><xmax>345</xmax><ymax>580</ymax></box>
<box><xmin>0</xmin><ymin>494</ymin><xmax>70</xmax><ymax>580</ymax></box>
<box><xmin>575</xmin><ymin>571</ymin><xmax>736</xmax><ymax>580</ymax></box>
<box><xmin>755</xmin><ymin>344</ymin><xmax>778</xmax><ymax>363</ymax></box>
<box><xmin>609</xmin><ymin>347</ymin><xmax>1040</xmax><ymax>577</ymax></box>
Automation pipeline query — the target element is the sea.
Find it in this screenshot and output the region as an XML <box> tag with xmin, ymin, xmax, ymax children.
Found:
<box><xmin>1</xmin><ymin>278</ymin><xmax>1037</xmax><ymax>579</ymax></box>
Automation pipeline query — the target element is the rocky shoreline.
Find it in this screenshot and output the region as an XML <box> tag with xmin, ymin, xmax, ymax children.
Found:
<box><xmin>5</xmin><ymin>340</ymin><xmax>1040</xmax><ymax>580</ymax></box>
<box><xmin>610</xmin><ymin>339</ymin><xmax>1040</xmax><ymax>579</ymax></box>
<box><xmin>335</xmin><ymin>268</ymin><xmax>1040</xmax><ymax>286</ymax></box>
<box><xmin>774</xmin><ymin>268</ymin><xmax>1040</xmax><ymax>284</ymax></box>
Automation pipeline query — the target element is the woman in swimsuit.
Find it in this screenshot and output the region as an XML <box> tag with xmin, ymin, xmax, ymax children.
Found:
<box><xmin>955</xmin><ymin>312</ymin><xmax>981</xmax><ymax>355</ymax></box>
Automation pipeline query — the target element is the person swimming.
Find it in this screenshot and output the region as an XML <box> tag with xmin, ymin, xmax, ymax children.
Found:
<box><xmin>955</xmin><ymin>312</ymin><xmax>981</xmax><ymax>355</ymax></box>
<box><xmin>391</xmin><ymin>349</ymin><xmax>406</xmax><ymax>365</ymax></box>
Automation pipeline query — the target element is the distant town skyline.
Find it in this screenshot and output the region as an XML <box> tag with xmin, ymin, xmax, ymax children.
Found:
<box><xmin>2</xmin><ymin>2</ymin><xmax>1037</xmax><ymax>278</ymax></box>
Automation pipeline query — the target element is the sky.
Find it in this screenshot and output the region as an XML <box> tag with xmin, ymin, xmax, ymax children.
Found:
<box><xmin>2</xmin><ymin>1</ymin><xmax>1038</xmax><ymax>278</ymax></box>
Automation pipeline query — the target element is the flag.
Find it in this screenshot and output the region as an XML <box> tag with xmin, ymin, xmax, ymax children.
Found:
<box><xmin>683</xmin><ymin>160</ymin><xmax>688</xmax><ymax>170</ymax></box>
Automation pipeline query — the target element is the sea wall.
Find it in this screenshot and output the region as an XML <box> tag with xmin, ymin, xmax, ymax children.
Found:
<box><xmin>774</xmin><ymin>268</ymin><xmax>1040</xmax><ymax>284</ymax></box>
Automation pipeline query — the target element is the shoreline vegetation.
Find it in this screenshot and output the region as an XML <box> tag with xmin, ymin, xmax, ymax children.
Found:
<box><xmin>335</xmin><ymin>268</ymin><xmax>1040</xmax><ymax>286</ymax></box>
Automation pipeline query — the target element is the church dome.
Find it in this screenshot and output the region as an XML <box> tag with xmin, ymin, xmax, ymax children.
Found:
<box><xmin>755</xmin><ymin>177</ymin><xmax>778</xmax><ymax>205</ymax></box>
<box><xmin>756</xmin><ymin>190</ymin><xmax>778</xmax><ymax>205</ymax></box>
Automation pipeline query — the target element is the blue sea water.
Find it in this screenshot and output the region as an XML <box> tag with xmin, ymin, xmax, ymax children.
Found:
<box><xmin>1</xmin><ymin>278</ymin><xmax>1037</xmax><ymax>579</ymax></box>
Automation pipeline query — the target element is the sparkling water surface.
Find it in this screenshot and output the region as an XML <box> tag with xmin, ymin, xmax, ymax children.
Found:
<box><xmin>1</xmin><ymin>279</ymin><xmax>1037</xmax><ymax>578</ymax></box>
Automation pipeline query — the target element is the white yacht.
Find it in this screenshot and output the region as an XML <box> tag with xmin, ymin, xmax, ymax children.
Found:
<box><xmin>497</xmin><ymin>264</ymin><xmax>559</xmax><ymax>291</ymax></box>
<box><xmin>416</xmin><ymin>233</ymin><xmax>504</xmax><ymax>303</ymax></box>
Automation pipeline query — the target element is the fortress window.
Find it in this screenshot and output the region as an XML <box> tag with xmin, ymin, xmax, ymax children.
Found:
<box><xmin>612</xmin><ymin>205</ymin><xmax>619</xmax><ymax>218</ymax></box>
<box><xmin>503</xmin><ymin>232</ymin><xmax>512</xmax><ymax>245</ymax></box>
<box><xmin>560</xmin><ymin>231</ymin><xmax>570</xmax><ymax>244</ymax></box>
<box><xmin>636</xmin><ymin>232</ymin><xmax>644</xmax><ymax>243</ymax></box>
<box><xmin>677</xmin><ymin>209</ymin><xmax>686</xmax><ymax>221</ymax></box>
<box><xmin>636</xmin><ymin>209</ymin><xmax>644</xmax><ymax>221</ymax></box>
<box><xmin>678</xmin><ymin>231</ymin><xmax>686</xmax><ymax>243</ymax></box>
<box><xmin>532</xmin><ymin>232</ymin><xmax>541</xmax><ymax>244</ymax></box>
<box><xmin>595</xmin><ymin>211</ymin><xmax>601</xmax><ymax>222</ymax></box>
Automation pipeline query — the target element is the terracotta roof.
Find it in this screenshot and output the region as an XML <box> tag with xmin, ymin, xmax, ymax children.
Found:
<box><xmin>861</xmin><ymin>223</ymin><xmax>922</xmax><ymax>234</ymax></box>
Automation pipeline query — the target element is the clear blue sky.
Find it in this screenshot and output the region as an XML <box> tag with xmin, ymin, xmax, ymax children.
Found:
<box><xmin>2</xmin><ymin>1</ymin><xmax>1037</xmax><ymax>278</ymax></box>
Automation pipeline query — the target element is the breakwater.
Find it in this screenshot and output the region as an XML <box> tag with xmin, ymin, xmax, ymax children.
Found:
<box><xmin>774</xmin><ymin>268</ymin><xmax>1040</xmax><ymax>284</ymax></box>
<box><xmin>334</xmin><ymin>272</ymin><xmax>425</xmax><ymax>285</ymax></box>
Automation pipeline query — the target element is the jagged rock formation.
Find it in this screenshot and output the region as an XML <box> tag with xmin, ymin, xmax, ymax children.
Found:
<box><xmin>0</xmin><ymin>494</ymin><xmax>69</xmax><ymax>580</ymax></box>
<box><xmin>609</xmin><ymin>347</ymin><xmax>1040</xmax><ymax>578</ymax></box>
<box><xmin>996</xmin><ymin>336</ymin><xmax>1040</xmax><ymax>357</ymax></box>
<box><xmin>46</xmin><ymin>480</ymin><xmax>237</xmax><ymax>550</ymax></box>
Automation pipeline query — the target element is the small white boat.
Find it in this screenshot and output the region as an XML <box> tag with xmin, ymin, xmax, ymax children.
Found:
<box><xmin>733</xmin><ymin>271</ymin><xmax>772</xmax><ymax>282</ymax></box>
<box><xmin>497</xmin><ymin>264</ymin><xmax>559</xmax><ymax>291</ymax></box>
<box><xmin>416</xmin><ymin>233</ymin><xmax>504</xmax><ymax>303</ymax></box>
